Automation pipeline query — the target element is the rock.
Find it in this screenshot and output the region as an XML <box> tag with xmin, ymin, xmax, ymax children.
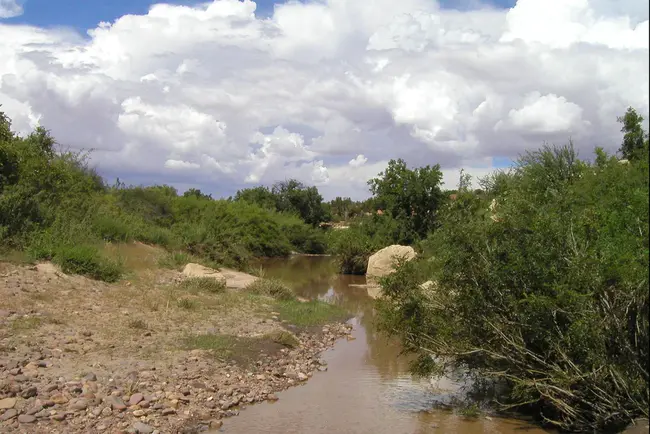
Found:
<box><xmin>84</xmin><ymin>372</ymin><xmax>97</xmax><ymax>381</ymax></box>
<box><xmin>181</xmin><ymin>264</ymin><xmax>227</xmax><ymax>285</ymax></box>
<box><xmin>133</xmin><ymin>409</ymin><xmax>145</xmax><ymax>417</ymax></box>
<box><xmin>210</xmin><ymin>420</ymin><xmax>223</xmax><ymax>429</ymax></box>
<box><xmin>1</xmin><ymin>409</ymin><xmax>18</xmax><ymax>421</ymax></box>
<box><xmin>219</xmin><ymin>268</ymin><xmax>259</xmax><ymax>290</ymax></box>
<box><xmin>21</xmin><ymin>386</ymin><xmax>38</xmax><ymax>398</ymax></box>
<box><xmin>366</xmin><ymin>245</ymin><xmax>416</xmax><ymax>279</ymax></box>
<box><xmin>161</xmin><ymin>408</ymin><xmax>176</xmax><ymax>415</ymax></box>
<box><xmin>0</xmin><ymin>397</ymin><xmax>16</xmax><ymax>409</ymax></box>
<box><xmin>133</xmin><ymin>421</ymin><xmax>154</xmax><ymax>433</ymax></box>
<box><xmin>51</xmin><ymin>393</ymin><xmax>69</xmax><ymax>404</ymax></box>
<box><xmin>297</xmin><ymin>372</ymin><xmax>308</xmax><ymax>381</ymax></box>
<box><xmin>129</xmin><ymin>393</ymin><xmax>144</xmax><ymax>406</ymax></box>
<box><xmin>105</xmin><ymin>395</ymin><xmax>127</xmax><ymax>411</ymax></box>
<box><xmin>68</xmin><ymin>398</ymin><xmax>89</xmax><ymax>411</ymax></box>
<box><xmin>17</xmin><ymin>414</ymin><xmax>37</xmax><ymax>423</ymax></box>
<box><xmin>50</xmin><ymin>412</ymin><xmax>66</xmax><ymax>421</ymax></box>
<box><xmin>101</xmin><ymin>406</ymin><xmax>112</xmax><ymax>416</ymax></box>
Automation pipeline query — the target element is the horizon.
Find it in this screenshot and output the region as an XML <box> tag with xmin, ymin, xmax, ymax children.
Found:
<box><xmin>1</xmin><ymin>0</ymin><xmax>648</xmax><ymax>201</ymax></box>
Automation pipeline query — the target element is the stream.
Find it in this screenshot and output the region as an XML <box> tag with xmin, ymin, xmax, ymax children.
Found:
<box><xmin>218</xmin><ymin>255</ymin><xmax>550</xmax><ymax>434</ymax></box>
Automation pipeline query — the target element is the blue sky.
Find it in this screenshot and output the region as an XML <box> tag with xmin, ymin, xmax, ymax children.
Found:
<box><xmin>4</xmin><ymin>0</ymin><xmax>516</xmax><ymax>32</ymax></box>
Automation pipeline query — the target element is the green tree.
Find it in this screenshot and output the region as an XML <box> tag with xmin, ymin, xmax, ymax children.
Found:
<box><xmin>234</xmin><ymin>186</ymin><xmax>277</xmax><ymax>210</ymax></box>
<box><xmin>377</xmin><ymin>142</ymin><xmax>649</xmax><ymax>432</ymax></box>
<box><xmin>617</xmin><ymin>107</ymin><xmax>649</xmax><ymax>160</ymax></box>
<box><xmin>183</xmin><ymin>188</ymin><xmax>212</xmax><ymax>200</ymax></box>
<box><xmin>272</xmin><ymin>179</ymin><xmax>329</xmax><ymax>226</ymax></box>
<box><xmin>368</xmin><ymin>158</ymin><xmax>444</xmax><ymax>242</ymax></box>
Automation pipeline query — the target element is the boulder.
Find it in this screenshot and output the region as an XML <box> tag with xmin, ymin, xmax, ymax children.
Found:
<box><xmin>182</xmin><ymin>263</ymin><xmax>227</xmax><ymax>285</ymax></box>
<box><xmin>219</xmin><ymin>268</ymin><xmax>259</xmax><ymax>289</ymax></box>
<box><xmin>182</xmin><ymin>263</ymin><xmax>259</xmax><ymax>289</ymax></box>
<box><xmin>366</xmin><ymin>245</ymin><xmax>417</xmax><ymax>279</ymax></box>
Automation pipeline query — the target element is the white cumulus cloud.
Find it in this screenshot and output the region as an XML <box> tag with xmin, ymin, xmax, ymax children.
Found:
<box><xmin>0</xmin><ymin>0</ymin><xmax>22</xmax><ymax>18</ymax></box>
<box><xmin>0</xmin><ymin>0</ymin><xmax>647</xmax><ymax>199</ymax></box>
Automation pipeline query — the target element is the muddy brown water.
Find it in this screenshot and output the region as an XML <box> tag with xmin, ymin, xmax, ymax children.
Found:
<box><xmin>218</xmin><ymin>255</ymin><xmax>551</xmax><ymax>434</ymax></box>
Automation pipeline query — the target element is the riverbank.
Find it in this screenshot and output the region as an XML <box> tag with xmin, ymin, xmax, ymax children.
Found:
<box><xmin>0</xmin><ymin>246</ymin><xmax>352</xmax><ymax>434</ymax></box>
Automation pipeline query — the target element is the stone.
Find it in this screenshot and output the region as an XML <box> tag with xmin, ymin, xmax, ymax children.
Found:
<box><xmin>50</xmin><ymin>412</ymin><xmax>66</xmax><ymax>421</ymax></box>
<box><xmin>101</xmin><ymin>406</ymin><xmax>112</xmax><ymax>416</ymax></box>
<box><xmin>297</xmin><ymin>372</ymin><xmax>308</xmax><ymax>381</ymax></box>
<box><xmin>181</xmin><ymin>264</ymin><xmax>227</xmax><ymax>284</ymax></box>
<box><xmin>129</xmin><ymin>393</ymin><xmax>144</xmax><ymax>406</ymax></box>
<box><xmin>21</xmin><ymin>386</ymin><xmax>38</xmax><ymax>398</ymax></box>
<box><xmin>133</xmin><ymin>409</ymin><xmax>145</xmax><ymax>417</ymax></box>
<box><xmin>161</xmin><ymin>408</ymin><xmax>176</xmax><ymax>415</ymax></box>
<box><xmin>84</xmin><ymin>372</ymin><xmax>97</xmax><ymax>381</ymax></box>
<box><xmin>17</xmin><ymin>414</ymin><xmax>37</xmax><ymax>423</ymax></box>
<box><xmin>51</xmin><ymin>393</ymin><xmax>69</xmax><ymax>404</ymax></box>
<box><xmin>68</xmin><ymin>398</ymin><xmax>89</xmax><ymax>411</ymax></box>
<box><xmin>0</xmin><ymin>409</ymin><xmax>18</xmax><ymax>421</ymax></box>
<box><xmin>133</xmin><ymin>421</ymin><xmax>154</xmax><ymax>433</ymax></box>
<box><xmin>105</xmin><ymin>395</ymin><xmax>127</xmax><ymax>411</ymax></box>
<box><xmin>366</xmin><ymin>245</ymin><xmax>416</xmax><ymax>279</ymax></box>
<box><xmin>209</xmin><ymin>420</ymin><xmax>223</xmax><ymax>429</ymax></box>
<box><xmin>0</xmin><ymin>397</ymin><xmax>17</xmax><ymax>409</ymax></box>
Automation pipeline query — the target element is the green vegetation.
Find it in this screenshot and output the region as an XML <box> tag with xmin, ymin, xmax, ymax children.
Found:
<box><xmin>275</xmin><ymin>299</ymin><xmax>350</xmax><ymax>327</ymax></box>
<box><xmin>327</xmin><ymin>159</ymin><xmax>445</xmax><ymax>274</ymax></box>
<box><xmin>375</xmin><ymin>111</ymin><xmax>649</xmax><ymax>432</ymax></box>
<box><xmin>245</xmin><ymin>278</ymin><xmax>296</xmax><ymax>301</ymax></box>
<box><xmin>178</xmin><ymin>277</ymin><xmax>226</xmax><ymax>294</ymax></box>
<box><xmin>0</xmin><ymin>110</ymin><xmax>329</xmax><ymax>281</ymax></box>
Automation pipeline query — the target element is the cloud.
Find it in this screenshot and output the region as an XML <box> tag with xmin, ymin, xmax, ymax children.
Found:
<box><xmin>0</xmin><ymin>0</ymin><xmax>23</xmax><ymax>19</ymax></box>
<box><xmin>349</xmin><ymin>154</ymin><xmax>368</xmax><ymax>167</ymax></box>
<box><xmin>0</xmin><ymin>0</ymin><xmax>648</xmax><ymax>199</ymax></box>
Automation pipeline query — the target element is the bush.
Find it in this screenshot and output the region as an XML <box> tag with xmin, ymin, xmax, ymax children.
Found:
<box><xmin>377</xmin><ymin>144</ymin><xmax>649</xmax><ymax>432</ymax></box>
<box><xmin>245</xmin><ymin>278</ymin><xmax>295</xmax><ymax>301</ymax></box>
<box><xmin>179</xmin><ymin>277</ymin><xmax>226</xmax><ymax>294</ymax></box>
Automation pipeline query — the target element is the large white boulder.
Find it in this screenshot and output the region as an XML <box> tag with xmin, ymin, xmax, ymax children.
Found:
<box><xmin>366</xmin><ymin>245</ymin><xmax>417</xmax><ymax>279</ymax></box>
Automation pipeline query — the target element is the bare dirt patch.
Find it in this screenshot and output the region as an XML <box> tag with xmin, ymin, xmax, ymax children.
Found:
<box><xmin>0</xmin><ymin>246</ymin><xmax>351</xmax><ymax>434</ymax></box>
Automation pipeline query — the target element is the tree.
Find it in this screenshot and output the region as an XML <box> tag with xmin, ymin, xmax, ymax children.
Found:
<box><xmin>617</xmin><ymin>107</ymin><xmax>648</xmax><ymax>160</ymax></box>
<box><xmin>272</xmin><ymin>179</ymin><xmax>329</xmax><ymax>226</ymax></box>
<box><xmin>183</xmin><ymin>188</ymin><xmax>212</xmax><ymax>200</ymax></box>
<box><xmin>368</xmin><ymin>158</ymin><xmax>444</xmax><ymax>242</ymax></box>
<box><xmin>234</xmin><ymin>186</ymin><xmax>278</xmax><ymax>210</ymax></box>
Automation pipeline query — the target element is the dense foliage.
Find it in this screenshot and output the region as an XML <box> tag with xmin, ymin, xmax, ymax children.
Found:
<box><xmin>234</xmin><ymin>179</ymin><xmax>330</xmax><ymax>226</ymax></box>
<box><xmin>376</xmin><ymin>139</ymin><xmax>649</xmax><ymax>431</ymax></box>
<box><xmin>328</xmin><ymin>158</ymin><xmax>446</xmax><ymax>274</ymax></box>
<box><xmin>0</xmin><ymin>112</ymin><xmax>326</xmax><ymax>280</ymax></box>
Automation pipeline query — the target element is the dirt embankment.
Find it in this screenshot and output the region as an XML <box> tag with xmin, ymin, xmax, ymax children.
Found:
<box><xmin>0</xmin><ymin>246</ymin><xmax>352</xmax><ymax>434</ymax></box>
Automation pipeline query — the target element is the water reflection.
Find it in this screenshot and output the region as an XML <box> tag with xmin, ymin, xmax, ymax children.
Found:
<box><xmin>221</xmin><ymin>256</ymin><xmax>550</xmax><ymax>434</ymax></box>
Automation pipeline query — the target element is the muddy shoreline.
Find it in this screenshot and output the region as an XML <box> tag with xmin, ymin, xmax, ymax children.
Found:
<box><xmin>0</xmin><ymin>255</ymin><xmax>353</xmax><ymax>434</ymax></box>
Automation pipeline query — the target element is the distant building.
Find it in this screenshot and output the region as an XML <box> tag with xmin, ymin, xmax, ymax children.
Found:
<box><xmin>449</xmin><ymin>194</ymin><xmax>458</xmax><ymax>201</ymax></box>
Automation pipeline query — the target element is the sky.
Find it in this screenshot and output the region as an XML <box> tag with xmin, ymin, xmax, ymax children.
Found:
<box><xmin>0</xmin><ymin>0</ymin><xmax>648</xmax><ymax>200</ymax></box>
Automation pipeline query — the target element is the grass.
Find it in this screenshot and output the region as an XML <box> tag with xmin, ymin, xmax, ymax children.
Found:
<box><xmin>52</xmin><ymin>244</ymin><xmax>123</xmax><ymax>282</ymax></box>
<box><xmin>276</xmin><ymin>299</ymin><xmax>350</xmax><ymax>327</ymax></box>
<box><xmin>178</xmin><ymin>277</ymin><xmax>226</xmax><ymax>294</ymax></box>
<box><xmin>245</xmin><ymin>278</ymin><xmax>295</xmax><ymax>301</ymax></box>
<box><xmin>128</xmin><ymin>319</ymin><xmax>148</xmax><ymax>330</ymax></box>
<box><xmin>182</xmin><ymin>333</ymin><xmax>285</xmax><ymax>365</ymax></box>
<box><xmin>265</xmin><ymin>330</ymin><xmax>300</xmax><ymax>348</ymax></box>
<box><xmin>176</xmin><ymin>297</ymin><xmax>197</xmax><ymax>310</ymax></box>
<box><xmin>11</xmin><ymin>316</ymin><xmax>43</xmax><ymax>331</ymax></box>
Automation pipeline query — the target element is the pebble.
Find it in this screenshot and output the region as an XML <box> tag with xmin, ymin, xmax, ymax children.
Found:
<box><xmin>17</xmin><ymin>414</ymin><xmax>37</xmax><ymax>423</ymax></box>
<box><xmin>129</xmin><ymin>393</ymin><xmax>144</xmax><ymax>406</ymax></box>
<box><xmin>133</xmin><ymin>421</ymin><xmax>154</xmax><ymax>433</ymax></box>
<box><xmin>0</xmin><ymin>409</ymin><xmax>18</xmax><ymax>421</ymax></box>
<box><xmin>0</xmin><ymin>397</ymin><xmax>16</xmax><ymax>409</ymax></box>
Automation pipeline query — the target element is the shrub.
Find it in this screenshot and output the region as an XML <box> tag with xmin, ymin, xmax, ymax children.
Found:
<box><xmin>377</xmin><ymin>144</ymin><xmax>649</xmax><ymax>432</ymax></box>
<box><xmin>245</xmin><ymin>278</ymin><xmax>295</xmax><ymax>301</ymax></box>
<box><xmin>179</xmin><ymin>277</ymin><xmax>226</xmax><ymax>294</ymax></box>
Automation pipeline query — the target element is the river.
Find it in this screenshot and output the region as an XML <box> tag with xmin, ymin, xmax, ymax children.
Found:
<box><xmin>218</xmin><ymin>255</ymin><xmax>550</xmax><ymax>434</ymax></box>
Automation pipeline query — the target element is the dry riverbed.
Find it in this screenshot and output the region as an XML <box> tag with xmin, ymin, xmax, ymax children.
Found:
<box><xmin>0</xmin><ymin>246</ymin><xmax>352</xmax><ymax>434</ymax></box>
